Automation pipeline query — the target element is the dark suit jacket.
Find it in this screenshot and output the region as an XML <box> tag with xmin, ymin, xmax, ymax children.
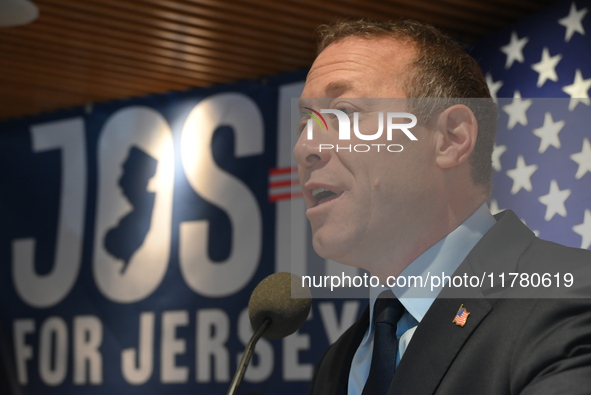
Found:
<box><xmin>310</xmin><ymin>210</ymin><xmax>591</xmax><ymax>395</ymax></box>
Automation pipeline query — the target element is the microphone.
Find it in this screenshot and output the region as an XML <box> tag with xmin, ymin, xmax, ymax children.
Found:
<box><xmin>227</xmin><ymin>272</ymin><xmax>312</xmax><ymax>395</ymax></box>
<box><xmin>248</xmin><ymin>272</ymin><xmax>312</xmax><ymax>339</ymax></box>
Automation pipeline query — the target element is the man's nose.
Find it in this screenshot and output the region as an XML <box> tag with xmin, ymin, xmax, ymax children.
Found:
<box><xmin>293</xmin><ymin>126</ymin><xmax>332</xmax><ymax>168</ymax></box>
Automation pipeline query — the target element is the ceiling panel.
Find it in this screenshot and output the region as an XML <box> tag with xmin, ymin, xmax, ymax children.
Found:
<box><xmin>0</xmin><ymin>0</ymin><xmax>556</xmax><ymax>120</ymax></box>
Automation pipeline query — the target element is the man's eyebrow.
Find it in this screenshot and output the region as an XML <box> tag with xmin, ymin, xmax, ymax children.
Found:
<box><xmin>299</xmin><ymin>80</ymin><xmax>356</xmax><ymax>108</ymax></box>
<box><xmin>325</xmin><ymin>80</ymin><xmax>354</xmax><ymax>97</ymax></box>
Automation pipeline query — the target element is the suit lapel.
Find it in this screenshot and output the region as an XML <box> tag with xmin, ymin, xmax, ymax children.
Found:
<box><xmin>390</xmin><ymin>210</ymin><xmax>534</xmax><ymax>394</ymax></box>
<box><xmin>391</xmin><ymin>297</ymin><xmax>491</xmax><ymax>394</ymax></box>
<box><xmin>316</xmin><ymin>307</ymin><xmax>370</xmax><ymax>394</ymax></box>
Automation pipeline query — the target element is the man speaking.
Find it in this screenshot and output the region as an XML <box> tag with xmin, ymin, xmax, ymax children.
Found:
<box><xmin>295</xmin><ymin>19</ymin><xmax>591</xmax><ymax>394</ymax></box>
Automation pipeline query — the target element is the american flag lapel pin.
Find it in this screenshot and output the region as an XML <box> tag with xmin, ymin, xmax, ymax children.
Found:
<box><xmin>452</xmin><ymin>304</ymin><xmax>470</xmax><ymax>327</ymax></box>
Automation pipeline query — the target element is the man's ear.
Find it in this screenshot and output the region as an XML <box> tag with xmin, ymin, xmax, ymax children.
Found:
<box><xmin>434</xmin><ymin>104</ymin><xmax>478</xmax><ymax>169</ymax></box>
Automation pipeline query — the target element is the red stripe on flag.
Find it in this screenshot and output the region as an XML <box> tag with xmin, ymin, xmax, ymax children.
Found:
<box><xmin>455</xmin><ymin>312</ymin><xmax>468</xmax><ymax>325</ymax></box>
<box><xmin>269</xmin><ymin>192</ymin><xmax>303</xmax><ymax>202</ymax></box>
<box><xmin>269</xmin><ymin>167</ymin><xmax>298</xmax><ymax>175</ymax></box>
<box><xmin>269</xmin><ymin>179</ymin><xmax>299</xmax><ymax>188</ymax></box>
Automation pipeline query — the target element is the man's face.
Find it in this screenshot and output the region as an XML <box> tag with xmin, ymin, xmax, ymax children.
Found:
<box><xmin>295</xmin><ymin>36</ymin><xmax>439</xmax><ymax>274</ymax></box>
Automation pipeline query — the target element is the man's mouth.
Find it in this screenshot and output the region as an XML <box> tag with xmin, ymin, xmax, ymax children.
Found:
<box><xmin>312</xmin><ymin>187</ymin><xmax>340</xmax><ymax>206</ymax></box>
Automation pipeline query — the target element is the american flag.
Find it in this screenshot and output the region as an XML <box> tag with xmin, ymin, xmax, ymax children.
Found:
<box><xmin>471</xmin><ymin>0</ymin><xmax>591</xmax><ymax>251</ymax></box>
<box><xmin>453</xmin><ymin>306</ymin><xmax>470</xmax><ymax>327</ymax></box>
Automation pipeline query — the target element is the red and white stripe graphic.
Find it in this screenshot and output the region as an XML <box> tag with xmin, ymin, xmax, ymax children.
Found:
<box><xmin>268</xmin><ymin>167</ymin><xmax>302</xmax><ymax>202</ymax></box>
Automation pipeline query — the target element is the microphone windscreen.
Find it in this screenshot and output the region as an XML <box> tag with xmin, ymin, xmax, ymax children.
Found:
<box><xmin>248</xmin><ymin>272</ymin><xmax>312</xmax><ymax>339</ymax></box>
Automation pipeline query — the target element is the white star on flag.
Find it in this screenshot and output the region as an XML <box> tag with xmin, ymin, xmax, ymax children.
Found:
<box><xmin>507</xmin><ymin>155</ymin><xmax>538</xmax><ymax>194</ymax></box>
<box><xmin>500</xmin><ymin>31</ymin><xmax>529</xmax><ymax>69</ymax></box>
<box><xmin>562</xmin><ymin>69</ymin><xmax>591</xmax><ymax>111</ymax></box>
<box><xmin>538</xmin><ymin>180</ymin><xmax>572</xmax><ymax>221</ymax></box>
<box><xmin>531</xmin><ymin>47</ymin><xmax>562</xmax><ymax>87</ymax></box>
<box><xmin>533</xmin><ymin>112</ymin><xmax>565</xmax><ymax>153</ymax></box>
<box><xmin>492</xmin><ymin>144</ymin><xmax>507</xmax><ymax>172</ymax></box>
<box><xmin>573</xmin><ymin>209</ymin><xmax>591</xmax><ymax>249</ymax></box>
<box><xmin>471</xmin><ymin>0</ymin><xmax>591</xmax><ymax>250</ymax></box>
<box><xmin>503</xmin><ymin>91</ymin><xmax>533</xmax><ymax>129</ymax></box>
<box><xmin>558</xmin><ymin>2</ymin><xmax>588</xmax><ymax>42</ymax></box>
<box><xmin>486</xmin><ymin>73</ymin><xmax>503</xmax><ymax>101</ymax></box>
<box><xmin>570</xmin><ymin>138</ymin><xmax>591</xmax><ymax>179</ymax></box>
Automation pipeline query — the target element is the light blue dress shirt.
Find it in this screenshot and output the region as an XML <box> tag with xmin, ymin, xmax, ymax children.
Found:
<box><xmin>348</xmin><ymin>203</ymin><xmax>496</xmax><ymax>395</ymax></box>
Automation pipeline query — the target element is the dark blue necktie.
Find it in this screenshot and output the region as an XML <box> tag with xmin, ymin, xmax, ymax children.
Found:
<box><xmin>362</xmin><ymin>291</ymin><xmax>405</xmax><ymax>395</ymax></box>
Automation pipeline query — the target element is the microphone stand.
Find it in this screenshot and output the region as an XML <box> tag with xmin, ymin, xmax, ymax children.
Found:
<box><xmin>227</xmin><ymin>317</ymin><xmax>272</xmax><ymax>395</ymax></box>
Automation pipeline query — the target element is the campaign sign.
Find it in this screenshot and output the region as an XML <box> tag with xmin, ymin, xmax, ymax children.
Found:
<box><xmin>0</xmin><ymin>73</ymin><xmax>364</xmax><ymax>395</ymax></box>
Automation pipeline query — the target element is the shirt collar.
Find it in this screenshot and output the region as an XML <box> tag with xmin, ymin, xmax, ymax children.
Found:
<box><xmin>366</xmin><ymin>203</ymin><xmax>496</xmax><ymax>330</ymax></box>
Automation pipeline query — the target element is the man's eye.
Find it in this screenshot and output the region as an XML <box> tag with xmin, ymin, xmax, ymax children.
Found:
<box><xmin>336</xmin><ymin>107</ymin><xmax>354</xmax><ymax>115</ymax></box>
<box><xmin>298</xmin><ymin>120</ymin><xmax>307</xmax><ymax>134</ymax></box>
<box><xmin>295</xmin><ymin>111</ymin><xmax>308</xmax><ymax>134</ymax></box>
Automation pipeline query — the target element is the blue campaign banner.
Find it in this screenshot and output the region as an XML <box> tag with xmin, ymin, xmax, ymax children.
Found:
<box><xmin>0</xmin><ymin>71</ymin><xmax>366</xmax><ymax>395</ymax></box>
